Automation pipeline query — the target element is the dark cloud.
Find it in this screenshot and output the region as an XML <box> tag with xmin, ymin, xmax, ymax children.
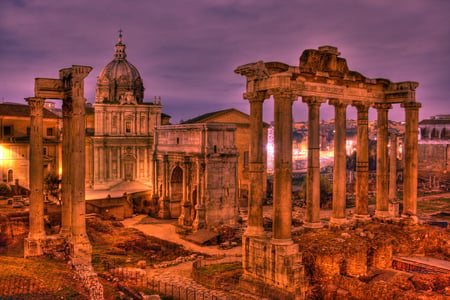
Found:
<box><xmin>1</xmin><ymin>0</ymin><xmax>449</xmax><ymax>123</ymax></box>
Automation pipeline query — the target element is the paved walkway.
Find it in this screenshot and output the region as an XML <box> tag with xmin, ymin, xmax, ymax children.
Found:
<box><xmin>122</xmin><ymin>215</ymin><xmax>242</xmax><ymax>257</ymax></box>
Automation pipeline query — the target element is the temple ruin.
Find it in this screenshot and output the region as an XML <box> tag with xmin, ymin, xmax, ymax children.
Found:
<box><xmin>235</xmin><ymin>46</ymin><xmax>421</xmax><ymax>294</ymax></box>
<box><xmin>24</xmin><ymin>65</ymin><xmax>93</xmax><ymax>265</ymax></box>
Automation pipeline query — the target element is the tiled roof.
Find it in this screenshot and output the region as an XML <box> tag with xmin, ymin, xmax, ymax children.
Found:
<box><xmin>0</xmin><ymin>102</ymin><xmax>59</xmax><ymax>119</ymax></box>
<box><xmin>419</xmin><ymin>119</ymin><xmax>450</xmax><ymax>125</ymax></box>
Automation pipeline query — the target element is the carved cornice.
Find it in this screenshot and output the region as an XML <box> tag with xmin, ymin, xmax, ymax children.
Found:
<box><xmin>25</xmin><ymin>97</ymin><xmax>45</xmax><ymax>117</ymax></box>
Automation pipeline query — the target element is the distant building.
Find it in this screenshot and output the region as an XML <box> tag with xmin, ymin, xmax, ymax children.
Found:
<box><xmin>183</xmin><ymin>108</ymin><xmax>269</xmax><ymax>204</ymax></box>
<box><xmin>0</xmin><ymin>102</ymin><xmax>60</xmax><ymax>188</ymax></box>
<box><xmin>86</xmin><ymin>33</ymin><xmax>165</xmax><ymax>190</ymax></box>
<box><xmin>418</xmin><ymin>114</ymin><xmax>450</xmax><ymax>172</ymax></box>
<box><xmin>153</xmin><ymin>123</ymin><xmax>239</xmax><ymax>229</ymax></box>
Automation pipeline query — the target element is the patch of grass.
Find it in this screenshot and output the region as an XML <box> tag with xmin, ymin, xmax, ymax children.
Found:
<box><xmin>197</xmin><ymin>262</ymin><xmax>241</xmax><ymax>275</ymax></box>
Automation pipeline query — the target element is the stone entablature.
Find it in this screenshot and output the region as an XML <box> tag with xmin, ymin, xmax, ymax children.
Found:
<box><xmin>153</xmin><ymin>123</ymin><xmax>239</xmax><ymax>230</ymax></box>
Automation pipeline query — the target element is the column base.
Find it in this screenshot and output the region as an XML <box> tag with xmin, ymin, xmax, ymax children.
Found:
<box><xmin>353</xmin><ymin>214</ymin><xmax>372</xmax><ymax>222</ymax></box>
<box><xmin>69</xmin><ymin>237</ymin><xmax>92</xmax><ymax>266</ymax></box>
<box><xmin>192</xmin><ymin>205</ymin><xmax>206</xmax><ymax>231</ymax></box>
<box><xmin>374</xmin><ymin>210</ymin><xmax>392</xmax><ymax>220</ymax></box>
<box><xmin>24</xmin><ymin>237</ymin><xmax>44</xmax><ymax>258</ymax></box>
<box><xmin>303</xmin><ymin>221</ymin><xmax>324</xmax><ymax>229</ymax></box>
<box><xmin>244</xmin><ymin>226</ymin><xmax>266</xmax><ymax>238</ymax></box>
<box><xmin>59</xmin><ymin>227</ymin><xmax>72</xmax><ymax>239</ymax></box>
<box><xmin>401</xmin><ymin>214</ymin><xmax>420</xmax><ymax>225</ymax></box>
<box><xmin>329</xmin><ymin>217</ymin><xmax>349</xmax><ymax>226</ymax></box>
<box><xmin>271</xmin><ymin>238</ymin><xmax>294</xmax><ymax>245</ymax></box>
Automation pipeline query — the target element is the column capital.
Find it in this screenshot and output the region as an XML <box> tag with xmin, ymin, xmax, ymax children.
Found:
<box><xmin>373</xmin><ymin>102</ymin><xmax>392</xmax><ymax>110</ymax></box>
<box><xmin>244</xmin><ymin>91</ymin><xmax>268</xmax><ymax>102</ymax></box>
<box><xmin>328</xmin><ymin>98</ymin><xmax>348</xmax><ymax>108</ymax></box>
<box><xmin>401</xmin><ymin>101</ymin><xmax>422</xmax><ymax>110</ymax></box>
<box><xmin>352</xmin><ymin>101</ymin><xmax>371</xmax><ymax>112</ymax></box>
<box><xmin>302</xmin><ymin>96</ymin><xmax>326</xmax><ymax>106</ymax></box>
<box><xmin>25</xmin><ymin>97</ymin><xmax>45</xmax><ymax>117</ymax></box>
<box><xmin>270</xmin><ymin>88</ymin><xmax>297</xmax><ymax>102</ymax></box>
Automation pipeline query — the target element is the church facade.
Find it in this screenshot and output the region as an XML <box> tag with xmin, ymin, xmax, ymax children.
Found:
<box><xmin>86</xmin><ymin>33</ymin><xmax>163</xmax><ymax>190</ymax></box>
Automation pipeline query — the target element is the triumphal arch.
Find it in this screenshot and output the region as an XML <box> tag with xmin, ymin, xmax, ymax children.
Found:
<box><xmin>235</xmin><ymin>46</ymin><xmax>421</xmax><ymax>294</ymax></box>
<box><xmin>24</xmin><ymin>65</ymin><xmax>92</xmax><ymax>265</ymax></box>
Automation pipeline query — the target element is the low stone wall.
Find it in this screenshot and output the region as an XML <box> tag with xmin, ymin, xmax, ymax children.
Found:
<box><xmin>73</xmin><ymin>264</ymin><xmax>104</xmax><ymax>300</ymax></box>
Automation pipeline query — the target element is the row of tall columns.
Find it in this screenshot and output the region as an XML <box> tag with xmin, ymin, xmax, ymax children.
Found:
<box><xmin>25</xmin><ymin>66</ymin><xmax>92</xmax><ymax>263</ymax></box>
<box><xmin>245</xmin><ymin>92</ymin><xmax>422</xmax><ymax>231</ymax></box>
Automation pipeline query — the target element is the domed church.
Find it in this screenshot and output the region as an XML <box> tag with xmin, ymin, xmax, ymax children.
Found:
<box><xmin>86</xmin><ymin>32</ymin><xmax>163</xmax><ymax>190</ymax></box>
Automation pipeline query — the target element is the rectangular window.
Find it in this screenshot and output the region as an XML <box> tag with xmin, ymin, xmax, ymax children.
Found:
<box><xmin>43</xmin><ymin>146</ymin><xmax>48</xmax><ymax>156</ymax></box>
<box><xmin>46</xmin><ymin>128</ymin><xmax>54</xmax><ymax>136</ymax></box>
<box><xmin>126</xmin><ymin>121</ymin><xmax>131</xmax><ymax>133</ymax></box>
<box><xmin>27</xmin><ymin>127</ymin><xmax>31</xmax><ymax>136</ymax></box>
<box><xmin>3</xmin><ymin>126</ymin><xmax>12</xmax><ymax>136</ymax></box>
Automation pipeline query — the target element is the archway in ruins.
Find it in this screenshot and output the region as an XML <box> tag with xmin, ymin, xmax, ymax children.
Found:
<box><xmin>170</xmin><ymin>166</ymin><xmax>183</xmax><ymax>218</ymax></box>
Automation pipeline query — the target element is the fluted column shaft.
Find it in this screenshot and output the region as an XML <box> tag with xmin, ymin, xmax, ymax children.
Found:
<box><xmin>245</xmin><ymin>92</ymin><xmax>266</xmax><ymax>237</ymax></box>
<box><xmin>273</xmin><ymin>89</ymin><xmax>295</xmax><ymax>241</ymax></box>
<box><xmin>330</xmin><ymin>100</ymin><xmax>347</xmax><ymax>222</ymax></box>
<box><xmin>402</xmin><ymin>102</ymin><xmax>421</xmax><ymax>218</ymax></box>
<box><xmin>26</xmin><ymin>97</ymin><xmax>46</xmax><ymax>241</ymax></box>
<box><xmin>354</xmin><ymin>102</ymin><xmax>370</xmax><ymax>217</ymax></box>
<box><xmin>389</xmin><ymin>133</ymin><xmax>398</xmax><ymax>202</ymax></box>
<box><xmin>375</xmin><ymin>103</ymin><xmax>392</xmax><ymax>218</ymax></box>
<box><xmin>70</xmin><ymin>93</ymin><xmax>88</xmax><ymax>243</ymax></box>
<box><xmin>303</xmin><ymin>96</ymin><xmax>325</xmax><ymax>227</ymax></box>
<box><xmin>61</xmin><ymin>99</ymin><xmax>72</xmax><ymax>236</ymax></box>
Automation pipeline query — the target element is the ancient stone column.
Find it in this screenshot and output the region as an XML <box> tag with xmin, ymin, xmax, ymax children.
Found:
<box><xmin>272</xmin><ymin>89</ymin><xmax>296</xmax><ymax>242</ymax></box>
<box><xmin>389</xmin><ymin>133</ymin><xmax>398</xmax><ymax>205</ymax></box>
<box><xmin>193</xmin><ymin>157</ymin><xmax>206</xmax><ymax>230</ymax></box>
<box><xmin>24</xmin><ymin>97</ymin><xmax>46</xmax><ymax>257</ymax></box>
<box><xmin>374</xmin><ymin>103</ymin><xmax>392</xmax><ymax>219</ymax></box>
<box><xmin>245</xmin><ymin>91</ymin><xmax>267</xmax><ymax>237</ymax></box>
<box><xmin>401</xmin><ymin>102</ymin><xmax>421</xmax><ymax>221</ymax></box>
<box><xmin>179</xmin><ymin>156</ymin><xmax>191</xmax><ymax>226</ymax></box>
<box><xmin>60</xmin><ymin>99</ymin><xmax>72</xmax><ymax>237</ymax></box>
<box><xmin>69</xmin><ymin>66</ymin><xmax>93</xmax><ymax>264</ymax></box>
<box><xmin>158</xmin><ymin>154</ymin><xmax>170</xmax><ymax>218</ymax></box>
<box><xmin>303</xmin><ymin>96</ymin><xmax>325</xmax><ymax>228</ymax></box>
<box><xmin>353</xmin><ymin>102</ymin><xmax>371</xmax><ymax>220</ymax></box>
<box><xmin>329</xmin><ymin>99</ymin><xmax>348</xmax><ymax>224</ymax></box>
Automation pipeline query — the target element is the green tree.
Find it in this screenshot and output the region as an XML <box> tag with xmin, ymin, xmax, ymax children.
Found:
<box><xmin>299</xmin><ymin>175</ymin><xmax>333</xmax><ymax>208</ymax></box>
<box><xmin>44</xmin><ymin>172</ymin><xmax>60</xmax><ymax>200</ymax></box>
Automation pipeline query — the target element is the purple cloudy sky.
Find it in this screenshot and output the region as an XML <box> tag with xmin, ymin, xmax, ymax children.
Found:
<box><xmin>1</xmin><ymin>0</ymin><xmax>449</xmax><ymax>123</ymax></box>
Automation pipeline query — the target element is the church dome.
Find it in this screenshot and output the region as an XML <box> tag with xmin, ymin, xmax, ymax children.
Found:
<box><xmin>96</xmin><ymin>32</ymin><xmax>144</xmax><ymax>104</ymax></box>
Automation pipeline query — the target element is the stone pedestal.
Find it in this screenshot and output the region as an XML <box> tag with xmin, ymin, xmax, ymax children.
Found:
<box><xmin>24</xmin><ymin>238</ymin><xmax>44</xmax><ymax>258</ymax></box>
<box><xmin>69</xmin><ymin>239</ymin><xmax>93</xmax><ymax>266</ymax></box>
<box><xmin>242</xmin><ymin>236</ymin><xmax>307</xmax><ymax>295</ymax></box>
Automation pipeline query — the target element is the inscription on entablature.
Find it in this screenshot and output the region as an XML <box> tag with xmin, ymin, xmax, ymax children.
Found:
<box><xmin>35</xmin><ymin>78</ymin><xmax>64</xmax><ymax>99</ymax></box>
